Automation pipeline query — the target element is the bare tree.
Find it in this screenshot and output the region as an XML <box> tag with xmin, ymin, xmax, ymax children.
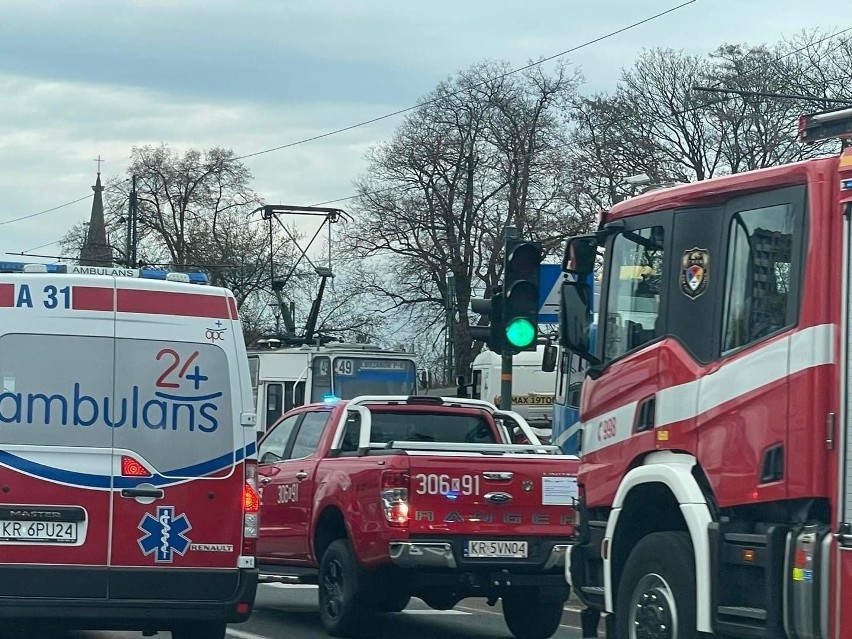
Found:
<box><xmin>616</xmin><ymin>49</ymin><xmax>723</xmax><ymax>182</ymax></box>
<box><xmin>347</xmin><ymin>61</ymin><xmax>582</xmax><ymax>377</ymax></box>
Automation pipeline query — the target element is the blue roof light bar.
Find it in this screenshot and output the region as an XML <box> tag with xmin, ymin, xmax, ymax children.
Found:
<box><xmin>0</xmin><ymin>262</ymin><xmax>209</xmax><ymax>284</ymax></box>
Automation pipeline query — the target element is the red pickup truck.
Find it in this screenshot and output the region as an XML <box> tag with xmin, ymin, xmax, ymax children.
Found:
<box><xmin>256</xmin><ymin>395</ymin><xmax>579</xmax><ymax>639</ymax></box>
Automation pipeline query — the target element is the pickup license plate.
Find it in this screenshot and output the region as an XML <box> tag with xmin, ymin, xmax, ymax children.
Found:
<box><xmin>0</xmin><ymin>520</ymin><xmax>78</xmax><ymax>543</ymax></box>
<box><xmin>465</xmin><ymin>540</ymin><xmax>528</xmax><ymax>558</ymax></box>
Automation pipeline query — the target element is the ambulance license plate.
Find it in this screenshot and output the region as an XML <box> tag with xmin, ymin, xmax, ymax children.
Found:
<box><xmin>0</xmin><ymin>520</ymin><xmax>78</xmax><ymax>543</ymax></box>
<box><xmin>465</xmin><ymin>540</ymin><xmax>528</xmax><ymax>558</ymax></box>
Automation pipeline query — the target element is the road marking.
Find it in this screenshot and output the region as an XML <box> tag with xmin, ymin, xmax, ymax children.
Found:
<box><xmin>456</xmin><ymin>605</ymin><xmax>581</xmax><ymax>631</ymax></box>
<box><xmin>261</xmin><ymin>582</ymin><xmax>318</xmax><ymax>589</ymax></box>
<box><xmin>401</xmin><ymin>609</ymin><xmax>470</xmax><ymax>616</ymax></box>
<box><xmin>227</xmin><ymin>629</ymin><xmax>274</xmax><ymax>639</ymax></box>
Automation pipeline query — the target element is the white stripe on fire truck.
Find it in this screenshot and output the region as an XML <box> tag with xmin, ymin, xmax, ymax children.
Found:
<box><xmin>582</xmin><ymin>324</ymin><xmax>835</xmax><ymax>454</ymax></box>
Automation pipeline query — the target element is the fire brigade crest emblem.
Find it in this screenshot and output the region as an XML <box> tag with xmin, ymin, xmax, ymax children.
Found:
<box><xmin>680</xmin><ymin>248</ymin><xmax>709</xmax><ymax>299</ymax></box>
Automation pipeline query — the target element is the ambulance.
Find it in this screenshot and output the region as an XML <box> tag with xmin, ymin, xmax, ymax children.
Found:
<box><xmin>0</xmin><ymin>262</ymin><xmax>259</xmax><ymax>639</ymax></box>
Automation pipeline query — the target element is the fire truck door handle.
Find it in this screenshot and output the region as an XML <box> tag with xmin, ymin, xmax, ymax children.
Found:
<box><xmin>636</xmin><ymin>397</ymin><xmax>656</xmax><ymax>433</ymax></box>
<box><xmin>296</xmin><ymin>471</ymin><xmax>308</xmax><ymax>481</ymax></box>
<box><xmin>260</xmin><ymin>477</ymin><xmax>273</xmax><ymax>484</ymax></box>
<box><xmin>121</xmin><ymin>488</ymin><xmax>164</xmax><ymax>499</ymax></box>
<box><xmin>826</xmin><ymin>412</ymin><xmax>836</xmax><ymax>450</ymax></box>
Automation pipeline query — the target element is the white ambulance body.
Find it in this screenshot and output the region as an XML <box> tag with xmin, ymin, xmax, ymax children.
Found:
<box><xmin>0</xmin><ymin>262</ymin><xmax>258</xmax><ymax>639</ymax></box>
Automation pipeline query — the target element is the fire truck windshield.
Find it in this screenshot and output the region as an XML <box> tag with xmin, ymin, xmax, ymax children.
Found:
<box><xmin>331</xmin><ymin>357</ymin><xmax>417</xmax><ymax>398</ymax></box>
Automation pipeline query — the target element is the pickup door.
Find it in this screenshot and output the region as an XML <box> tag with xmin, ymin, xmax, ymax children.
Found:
<box><xmin>258</xmin><ymin>408</ymin><xmax>333</xmax><ymax>565</ymax></box>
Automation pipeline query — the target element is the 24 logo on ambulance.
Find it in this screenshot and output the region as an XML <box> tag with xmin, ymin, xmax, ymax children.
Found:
<box><xmin>0</xmin><ymin>347</ymin><xmax>223</xmax><ymax>434</ymax></box>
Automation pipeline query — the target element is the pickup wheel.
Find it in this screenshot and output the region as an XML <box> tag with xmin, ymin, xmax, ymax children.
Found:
<box><xmin>419</xmin><ymin>589</ymin><xmax>461</xmax><ymax>610</ymax></box>
<box><xmin>318</xmin><ymin>538</ymin><xmax>374</xmax><ymax>637</ymax></box>
<box><xmin>171</xmin><ymin>621</ymin><xmax>226</xmax><ymax>639</ymax></box>
<box><xmin>377</xmin><ymin>590</ymin><xmax>411</xmax><ymax>613</ymax></box>
<box><xmin>615</xmin><ymin>531</ymin><xmax>697</xmax><ymax>639</ymax></box>
<box><xmin>502</xmin><ymin>587</ymin><xmax>566</xmax><ymax>639</ymax></box>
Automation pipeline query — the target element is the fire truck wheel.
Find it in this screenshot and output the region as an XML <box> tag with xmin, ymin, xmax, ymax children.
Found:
<box><xmin>615</xmin><ymin>531</ymin><xmax>697</xmax><ymax>639</ymax></box>
<box><xmin>170</xmin><ymin>621</ymin><xmax>226</xmax><ymax>639</ymax></box>
<box><xmin>318</xmin><ymin>538</ymin><xmax>374</xmax><ymax>637</ymax></box>
<box><xmin>502</xmin><ymin>586</ymin><xmax>566</xmax><ymax>639</ymax></box>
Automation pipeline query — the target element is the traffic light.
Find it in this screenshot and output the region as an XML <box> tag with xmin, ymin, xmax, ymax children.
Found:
<box><xmin>470</xmin><ymin>290</ymin><xmax>504</xmax><ymax>354</ymax></box>
<box><xmin>503</xmin><ymin>239</ymin><xmax>542</xmax><ymax>351</ymax></box>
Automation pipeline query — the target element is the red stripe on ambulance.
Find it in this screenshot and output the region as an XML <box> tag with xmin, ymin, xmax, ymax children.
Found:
<box><xmin>0</xmin><ymin>284</ymin><xmax>13</xmax><ymax>307</ymax></box>
<box><xmin>228</xmin><ymin>297</ymin><xmax>239</xmax><ymax>319</ymax></box>
<box><xmin>72</xmin><ymin>286</ymin><xmax>115</xmax><ymax>311</ymax></box>
<box><xmin>117</xmin><ymin>289</ymin><xmax>230</xmax><ymax>319</ymax></box>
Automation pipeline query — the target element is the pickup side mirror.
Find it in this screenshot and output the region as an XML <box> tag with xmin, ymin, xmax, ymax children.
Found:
<box><xmin>456</xmin><ymin>375</ymin><xmax>470</xmax><ymax>398</ymax></box>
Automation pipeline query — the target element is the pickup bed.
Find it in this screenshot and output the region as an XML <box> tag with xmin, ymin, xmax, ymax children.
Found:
<box><xmin>256</xmin><ymin>395</ymin><xmax>579</xmax><ymax>639</ymax></box>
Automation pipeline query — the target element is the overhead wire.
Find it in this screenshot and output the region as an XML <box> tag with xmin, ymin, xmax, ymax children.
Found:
<box><xmin>0</xmin><ymin>193</ymin><xmax>93</xmax><ymax>227</ymax></box>
<box><xmin>231</xmin><ymin>0</ymin><xmax>698</xmax><ymax>161</ymax></box>
<box><xmin>4</xmin><ymin>1</ymin><xmax>698</xmax><ymax>238</ymax></box>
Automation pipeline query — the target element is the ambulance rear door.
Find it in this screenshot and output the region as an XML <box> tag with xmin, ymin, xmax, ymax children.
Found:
<box><xmin>108</xmin><ymin>279</ymin><xmax>246</xmax><ymax>601</ymax></box>
<box><xmin>0</xmin><ymin>273</ymin><xmax>116</xmax><ymax>598</ymax></box>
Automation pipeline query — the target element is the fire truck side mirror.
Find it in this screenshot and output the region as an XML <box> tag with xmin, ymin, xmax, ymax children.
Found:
<box><xmin>561</xmin><ymin>279</ymin><xmax>600</xmax><ymax>366</ymax></box>
<box><xmin>562</xmin><ymin>235</ymin><xmax>597</xmax><ymax>276</ymax></box>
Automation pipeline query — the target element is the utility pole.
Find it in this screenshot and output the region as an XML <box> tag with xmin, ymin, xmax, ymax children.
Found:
<box><xmin>500</xmin><ymin>226</ymin><xmax>519</xmax><ymax>410</ymax></box>
<box><xmin>445</xmin><ymin>273</ymin><xmax>457</xmax><ymax>385</ymax></box>
<box><xmin>125</xmin><ymin>175</ymin><xmax>138</xmax><ymax>268</ymax></box>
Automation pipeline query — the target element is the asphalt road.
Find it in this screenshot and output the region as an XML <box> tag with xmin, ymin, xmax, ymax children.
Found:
<box><xmin>233</xmin><ymin>583</ymin><xmax>593</xmax><ymax>639</ymax></box>
<box><xmin>0</xmin><ymin>584</ymin><xmax>597</xmax><ymax>639</ymax></box>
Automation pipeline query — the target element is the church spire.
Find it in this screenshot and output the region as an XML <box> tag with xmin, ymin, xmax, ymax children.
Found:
<box><xmin>79</xmin><ymin>159</ymin><xmax>113</xmax><ymax>266</ymax></box>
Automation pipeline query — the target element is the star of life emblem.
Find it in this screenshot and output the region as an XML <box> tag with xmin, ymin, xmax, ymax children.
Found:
<box><xmin>138</xmin><ymin>506</ymin><xmax>192</xmax><ymax>563</ymax></box>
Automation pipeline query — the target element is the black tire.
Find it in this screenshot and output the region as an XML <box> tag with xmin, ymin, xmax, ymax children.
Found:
<box><xmin>377</xmin><ymin>590</ymin><xmax>411</xmax><ymax>612</ymax></box>
<box><xmin>419</xmin><ymin>589</ymin><xmax>461</xmax><ymax>610</ymax></box>
<box><xmin>615</xmin><ymin>531</ymin><xmax>697</xmax><ymax>639</ymax></box>
<box><xmin>171</xmin><ymin>621</ymin><xmax>226</xmax><ymax>639</ymax></box>
<box><xmin>318</xmin><ymin>538</ymin><xmax>375</xmax><ymax>637</ymax></box>
<box><xmin>502</xmin><ymin>586</ymin><xmax>567</xmax><ymax>639</ymax></box>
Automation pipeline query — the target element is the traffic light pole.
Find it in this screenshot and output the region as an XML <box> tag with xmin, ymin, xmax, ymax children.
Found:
<box><xmin>500</xmin><ymin>352</ymin><xmax>512</xmax><ymax>410</ymax></box>
<box><xmin>500</xmin><ymin>225</ymin><xmax>520</xmax><ymax>411</ymax></box>
<box><xmin>471</xmin><ymin>225</ymin><xmax>541</xmax><ymax>412</ymax></box>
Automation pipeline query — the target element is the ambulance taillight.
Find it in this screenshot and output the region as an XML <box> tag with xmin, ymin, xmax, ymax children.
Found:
<box><xmin>242</xmin><ymin>461</ymin><xmax>260</xmax><ymax>555</ymax></box>
<box><xmin>121</xmin><ymin>455</ymin><xmax>152</xmax><ymax>477</ymax></box>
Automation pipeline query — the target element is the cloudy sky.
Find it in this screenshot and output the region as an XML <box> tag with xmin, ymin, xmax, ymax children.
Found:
<box><xmin>0</xmin><ymin>0</ymin><xmax>847</xmax><ymax>262</ymax></box>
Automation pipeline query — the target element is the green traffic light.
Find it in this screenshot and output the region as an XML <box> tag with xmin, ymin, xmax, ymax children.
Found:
<box><xmin>505</xmin><ymin>317</ymin><xmax>536</xmax><ymax>348</ymax></box>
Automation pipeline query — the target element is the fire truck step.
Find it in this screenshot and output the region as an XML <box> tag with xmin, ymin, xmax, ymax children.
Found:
<box><xmin>717</xmin><ymin>606</ymin><xmax>768</xmax><ymax>621</ymax></box>
<box><xmin>580</xmin><ymin>586</ymin><xmax>605</xmax><ymax>595</ymax></box>
<box><xmin>710</xmin><ymin>522</ymin><xmax>787</xmax><ymax>638</ymax></box>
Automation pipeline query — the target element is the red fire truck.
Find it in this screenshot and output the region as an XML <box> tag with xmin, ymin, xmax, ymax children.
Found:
<box><xmin>560</xmin><ymin>108</ymin><xmax>852</xmax><ymax>639</ymax></box>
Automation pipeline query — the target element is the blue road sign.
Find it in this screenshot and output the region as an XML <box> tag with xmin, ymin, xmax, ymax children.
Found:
<box><xmin>538</xmin><ymin>264</ymin><xmax>562</xmax><ymax>323</ymax></box>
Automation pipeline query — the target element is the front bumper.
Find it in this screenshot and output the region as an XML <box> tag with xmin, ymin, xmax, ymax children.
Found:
<box><xmin>389</xmin><ymin>540</ymin><xmax>570</xmax><ymax>572</ymax></box>
<box><xmin>0</xmin><ymin>565</ymin><xmax>258</xmax><ymax>629</ymax></box>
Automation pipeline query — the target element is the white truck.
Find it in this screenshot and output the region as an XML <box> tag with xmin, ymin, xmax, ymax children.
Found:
<box><xmin>469</xmin><ymin>346</ymin><xmax>556</xmax><ymax>441</ymax></box>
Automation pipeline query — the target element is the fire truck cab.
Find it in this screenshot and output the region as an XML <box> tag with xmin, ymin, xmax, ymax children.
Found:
<box><xmin>561</xmin><ymin>109</ymin><xmax>852</xmax><ymax>638</ymax></box>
